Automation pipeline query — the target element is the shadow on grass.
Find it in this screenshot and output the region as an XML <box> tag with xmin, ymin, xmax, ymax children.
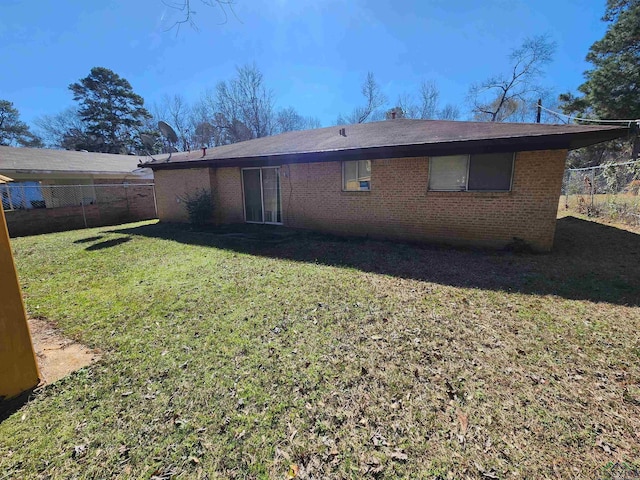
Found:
<box><xmin>108</xmin><ymin>216</ymin><xmax>640</xmax><ymax>306</ymax></box>
<box><xmin>85</xmin><ymin>237</ymin><xmax>131</xmax><ymax>251</ymax></box>
<box><xmin>0</xmin><ymin>388</ymin><xmax>36</xmax><ymax>423</ymax></box>
<box><xmin>73</xmin><ymin>235</ymin><xmax>104</xmax><ymax>244</ymax></box>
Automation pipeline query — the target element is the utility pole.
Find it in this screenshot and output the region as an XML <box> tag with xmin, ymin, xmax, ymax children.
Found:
<box><xmin>536</xmin><ymin>99</ymin><xmax>542</xmax><ymax>124</ymax></box>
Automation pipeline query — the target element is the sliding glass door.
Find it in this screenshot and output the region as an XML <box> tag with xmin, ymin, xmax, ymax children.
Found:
<box><xmin>242</xmin><ymin>169</ymin><xmax>263</xmax><ymax>222</ymax></box>
<box><xmin>242</xmin><ymin>167</ymin><xmax>282</xmax><ymax>224</ymax></box>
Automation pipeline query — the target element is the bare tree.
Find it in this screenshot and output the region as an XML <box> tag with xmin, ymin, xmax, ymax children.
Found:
<box><xmin>163</xmin><ymin>0</ymin><xmax>238</xmax><ymax>32</ymax></box>
<box><xmin>305</xmin><ymin>116</ymin><xmax>321</xmax><ymax>129</ymax></box>
<box><xmin>417</xmin><ymin>81</ymin><xmax>439</xmax><ymax>119</ymax></box>
<box><xmin>467</xmin><ymin>36</ymin><xmax>556</xmax><ymax>122</ymax></box>
<box><xmin>276</xmin><ymin>107</ymin><xmax>322</xmax><ymax>133</ymax></box>
<box><xmin>395</xmin><ymin>81</ymin><xmax>440</xmax><ymax>119</ymax></box>
<box><xmin>34</xmin><ymin>107</ymin><xmax>86</xmax><ymax>149</ymax></box>
<box><xmin>275</xmin><ymin>107</ymin><xmax>305</xmax><ymax>133</ymax></box>
<box><xmin>393</xmin><ymin>95</ymin><xmax>415</xmax><ymax>119</ymax></box>
<box><xmin>189</xmin><ymin>88</ymin><xmax>220</xmax><ymax>146</ymax></box>
<box><xmin>436</xmin><ymin>103</ymin><xmax>460</xmax><ymax>120</ymax></box>
<box><xmin>153</xmin><ymin>94</ymin><xmax>192</xmax><ymax>151</ymax></box>
<box><xmin>215</xmin><ymin>63</ymin><xmax>275</xmax><ymax>142</ymax></box>
<box><xmin>188</xmin><ymin>64</ymin><xmax>319</xmax><ymax>145</ymax></box>
<box><xmin>391</xmin><ymin>81</ymin><xmax>460</xmax><ymax>121</ymax></box>
<box><xmin>338</xmin><ymin>72</ymin><xmax>387</xmax><ymax>124</ymax></box>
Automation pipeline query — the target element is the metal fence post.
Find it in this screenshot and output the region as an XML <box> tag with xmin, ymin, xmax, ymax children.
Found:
<box><xmin>81</xmin><ymin>200</ymin><xmax>87</xmax><ymax>228</ymax></box>
<box><xmin>152</xmin><ymin>184</ymin><xmax>158</xmax><ymax>218</ymax></box>
<box><xmin>590</xmin><ymin>167</ymin><xmax>595</xmax><ymax>210</ymax></box>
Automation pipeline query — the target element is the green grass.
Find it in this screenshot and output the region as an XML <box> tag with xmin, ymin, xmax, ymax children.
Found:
<box><xmin>1</xmin><ymin>217</ymin><xmax>640</xmax><ymax>479</ymax></box>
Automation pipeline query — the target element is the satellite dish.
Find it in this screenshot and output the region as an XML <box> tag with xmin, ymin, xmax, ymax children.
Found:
<box><xmin>140</xmin><ymin>133</ymin><xmax>156</xmax><ymax>150</ymax></box>
<box><xmin>138</xmin><ymin>133</ymin><xmax>158</xmax><ymax>162</ymax></box>
<box><xmin>158</xmin><ymin>121</ymin><xmax>179</xmax><ymax>144</ymax></box>
<box><xmin>158</xmin><ymin>121</ymin><xmax>179</xmax><ymax>161</ymax></box>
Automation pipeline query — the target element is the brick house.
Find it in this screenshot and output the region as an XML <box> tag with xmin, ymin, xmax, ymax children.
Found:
<box><xmin>0</xmin><ymin>146</ymin><xmax>156</xmax><ymax>236</ymax></box>
<box><xmin>142</xmin><ymin>119</ymin><xmax>627</xmax><ymax>251</ymax></box>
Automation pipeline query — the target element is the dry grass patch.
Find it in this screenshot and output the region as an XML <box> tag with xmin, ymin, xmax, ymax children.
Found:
<box><xmin>0</xmin><ymin>216</ymin><xmax>639</xmax><ymax>479</ymax></box>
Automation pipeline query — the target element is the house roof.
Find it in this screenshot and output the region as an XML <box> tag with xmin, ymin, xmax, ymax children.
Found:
<box><xmin>140</xmin><ymin>119</ymin><xmax>630</xmax><ymax>170</ymax></box>
<box><xmin>0</xmin><ymin>145</ymin><xmax>153</xmax><ymax>177</ymax></box>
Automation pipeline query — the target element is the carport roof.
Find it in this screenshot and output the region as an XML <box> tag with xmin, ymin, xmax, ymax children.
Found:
<box><xmin>141</xmin><ymin>118</ymin><xmax>630</xmax><ymax>170</ymax></box>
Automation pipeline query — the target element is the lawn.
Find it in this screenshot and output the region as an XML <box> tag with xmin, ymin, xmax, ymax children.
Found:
<box><xmin>1</xmin><ymin>216</ymin><xmax>640</xmax><ymax>479</ymax></box>
<box><xmin>560</xmin><ymin>193</ymin><xmax>640</xmax><ymax>228</ymax></box>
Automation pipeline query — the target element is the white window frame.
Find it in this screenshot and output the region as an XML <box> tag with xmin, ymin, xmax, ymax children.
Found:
<box><xmin>342</xmin><ymin>160</ymin><xmax>371</xmax><ymax>192</ymax></box>
<box><xmin>428</xmin><ymin>153</ymin><xmax>515</xmax><ymax>192</ymax></box>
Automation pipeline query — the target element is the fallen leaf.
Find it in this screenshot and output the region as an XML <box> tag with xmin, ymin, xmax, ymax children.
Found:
<box><xmin>372</xmin><ymin>433</ymin><xmax>387</xmax><ymax>447</ymax></box>
<box><xmin>150</xmin><ymin>466</ymin><xmax>178</xmax><ymax>480</ymax></box>
<box><xmin>118</xmin><ymin>445</ymin><xmax>130</xmax><ymax>458</ymax></box>
<box><xmin>596</xmin><ymin>437</ymin><xmax>614</xmax><ymax>454</ymax></box>
<box><xmin>390</xmin><ymin>449</ymin><xmax>408</xmax><ymax>462</ymax></box>
<box><xmin>482</xmin><ymin>471</ymin><xmax>499</xmax><ymax>479</ymax></box>
<box><xmin>457</xmin><ymin>410</ymin><xmax>468</xmax><ymax>435</ymax></box>
<box><xmin>287</xmin><ymin>464</ymin><xmax>299</xmax><ymax>479</ymax></box>
<box><xmin>365</xmin><ymin>456</ymin><xmax>385</xmax><ymax>474</ymax></box>
<box><xmin>72</xmin><ymin>444</ymin><xmax>87</xmax><ymax>459</ymax></box>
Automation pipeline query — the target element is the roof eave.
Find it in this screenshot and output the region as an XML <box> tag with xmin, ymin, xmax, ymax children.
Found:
<box><xmin>0</xmin><ymin>169</ymin><xmax>152</xmax><ymax>176</ymax></box>
<box><xmin>142</xmin><ymin>128</ymin><xmax>629</xmax><ymax>171</ymax></box>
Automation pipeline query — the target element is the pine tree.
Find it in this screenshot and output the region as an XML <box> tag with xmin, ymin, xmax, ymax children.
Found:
<box><xmin>69</xmin><ymin>67</ymin><xmax>151</xmax><ymax>154</ymax></box>
<box><xmin>560</xmin><ymin>0</ymin><xmax>640</xmax><ymax>119</ymax></box>
<box><xmin>0</xmin><ymin>100</ymin><xmax>43</xmax><ymax>147</ymax></box>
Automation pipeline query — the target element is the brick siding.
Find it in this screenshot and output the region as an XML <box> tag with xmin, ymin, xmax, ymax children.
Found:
<box><xmin>154</xmin><ymin>168</ymin><xmax>214</xmax><ymax>223</ymax></box>
<box><xmin>154</xmin><ymin>149</ymin><xmax>566</xmax><ymax>251</ymax></box>
<box><xmin>212</xmin><ymin>167</ymin><xmax>244</xmax><ymax>224</ymax></box>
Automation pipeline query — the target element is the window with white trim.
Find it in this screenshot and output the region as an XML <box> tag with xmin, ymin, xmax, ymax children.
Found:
<box><xmin>342</xmin><ymin>160</ymin><xmax>371</xmax><ymax>191</ymax></box>
<box><xmin>428</xmin><ymin>153</ymin><xmax>514</xmax><ymax>191</ymax></box>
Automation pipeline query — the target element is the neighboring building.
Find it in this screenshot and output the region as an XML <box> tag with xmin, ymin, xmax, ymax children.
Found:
<box><xmin>142</xmin><ymin>119</ymin><xmax>627</xmax><ymax>251</ymax></box>
<box><xmin>0</xmin><ymin>146</ymin><xmax>156</xmax><ymax>236</ymax></box>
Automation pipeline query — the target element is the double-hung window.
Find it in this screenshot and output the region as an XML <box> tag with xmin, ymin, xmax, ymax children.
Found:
<box><xmin>428</xmin><ymin>153</ymin><xmax>514</xmax><ymax>191</ymax></box>
<box><xmin>343</xmin><ymin>160</ymin><xmax>371</xmax><ymax>191</ymax></box>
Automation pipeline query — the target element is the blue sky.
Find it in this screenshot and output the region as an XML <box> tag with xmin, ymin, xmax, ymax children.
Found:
<box><xmin>1</xmin><ymin>0</ymin><xmax>607</xmax><ymax>129</ymax></box>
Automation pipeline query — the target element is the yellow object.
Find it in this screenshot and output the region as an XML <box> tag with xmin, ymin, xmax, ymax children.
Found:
<box><xmin>0</xmin><ymin>174</ymin><xmax>13</xmax><ymax>184</ymax></box>
<box><xmin>0</xmin><ymin>207</ymin><xmax>40</xmax><ymax>399</ymax></box>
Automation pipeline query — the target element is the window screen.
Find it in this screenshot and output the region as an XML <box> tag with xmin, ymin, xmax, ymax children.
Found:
<box><xmin>468</xmin><ymin>153</ymin><xmax>513</xmax><ymax>191</ymax></box>
<box><xmin>428</xmin><ymin>155</ymin><xmax>468</xmax><ymax>191</ymax></box>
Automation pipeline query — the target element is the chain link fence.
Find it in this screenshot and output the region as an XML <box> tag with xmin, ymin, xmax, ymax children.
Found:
<box><xmin>561</xmin><ymin>160</ymin><xmax>640</xmax><ymax>227</ymax></box>
<box><xmin>2</xmin><ymin>183</ymin><xmax>157</xmax><ymax>236</ymax></box>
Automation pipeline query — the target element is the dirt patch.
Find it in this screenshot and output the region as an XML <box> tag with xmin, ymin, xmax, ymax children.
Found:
<box><xmin>29</xmin><ymin>318</ymin><xmax>100</xmax><ymax>384</ymax></box>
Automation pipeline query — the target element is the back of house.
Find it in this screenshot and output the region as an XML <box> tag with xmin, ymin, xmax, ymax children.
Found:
<box><xmin>142</xmin><ymin>119</ymin><xmax>628</xmax><ymax>252</ymax></box>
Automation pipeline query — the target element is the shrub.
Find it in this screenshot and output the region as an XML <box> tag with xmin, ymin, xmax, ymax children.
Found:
<box><xmin>180</xmin><ymin>189</ymin><xmax>213</xmax><ymax>226</ymax></box>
